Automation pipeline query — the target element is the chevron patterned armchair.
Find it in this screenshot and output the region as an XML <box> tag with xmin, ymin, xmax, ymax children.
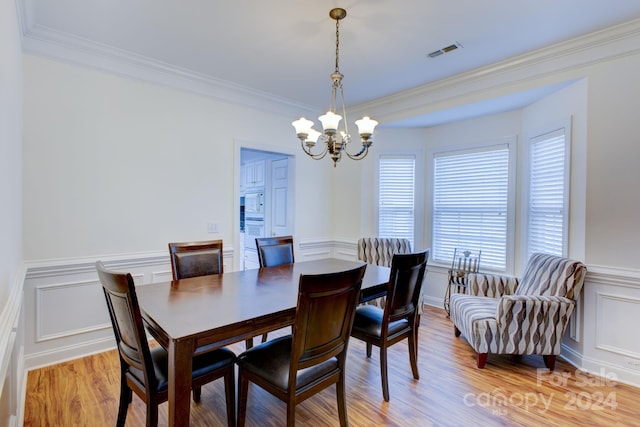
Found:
<box><xmin>449</xmin><ymin>253</ymin><xmax>587</xmax><ymax>370</ymax></box>
<box><xmin>357</xmin><ymin>237</ymin><xmax>414</xmax><ymax>309</ymax></box>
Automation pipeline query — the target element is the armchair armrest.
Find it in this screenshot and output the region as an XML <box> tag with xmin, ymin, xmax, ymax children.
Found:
<box><xmin>495</xmin><ymin>295</ymin><xmax>576</xmax><ymax>350</ymax></box>
<box><xmin>467</xmin><ymin>273</ymin><xmax>518</xmax><ymax>298</ymax></box>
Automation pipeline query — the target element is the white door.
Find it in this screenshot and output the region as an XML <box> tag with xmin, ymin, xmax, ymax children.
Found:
<box><xmin>270</xmin><ymin>158</ymin><xmax>292</xmax><ymax>237</ymax></box>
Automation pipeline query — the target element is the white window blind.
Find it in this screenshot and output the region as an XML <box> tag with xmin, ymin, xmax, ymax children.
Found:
<box><xmin>378</xmin><ymin>155</ymin><xmax>415</xmax><ymax>247</ymax></box>
<box><xmin>527</xmin><ymin>128</ymin><xmax>567</xmax><ymax>259</ymax></box>
<box><xmin>433</xmin><ymin>146</ymin><xmax>509</xmax><ymax>271</ymax></box>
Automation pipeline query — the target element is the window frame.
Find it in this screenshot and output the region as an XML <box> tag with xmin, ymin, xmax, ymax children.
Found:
<box><xmin>428</xmin><ymin>136</ymin><xmax>517</xmax><ymax>273</ymax></box>
<box><xmin>522</xmin><ymin>119</ymin><xmax>572</xmax><ymax>261</ymax></box>
<box><xmin>375</xmin><ymin>151</ymin><xmax>424</xmax><ymax>251</ymax></box>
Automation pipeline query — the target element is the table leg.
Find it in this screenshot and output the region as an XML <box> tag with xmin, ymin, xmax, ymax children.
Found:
<box><xmin>168</xmin><ymin>338</ymin><xmax>194</xmax><ymax>427</ymax></box>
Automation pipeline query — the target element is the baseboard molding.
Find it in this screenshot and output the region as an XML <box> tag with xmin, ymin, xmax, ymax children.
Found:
<box><xmin>423</xmin><ymin>295</ymin><xmax>445</xmax><ymax>309</ymax></box>
<box><xmin>24</xmin><ymin>336</ymin><xmax>115</xmax><ymax>371</ymax></box>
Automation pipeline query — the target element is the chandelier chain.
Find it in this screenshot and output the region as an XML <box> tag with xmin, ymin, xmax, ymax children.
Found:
<box><xmin>335</xmin><ymin>18</ymin><xmax>340</xmax><ymax>72</ymax></box>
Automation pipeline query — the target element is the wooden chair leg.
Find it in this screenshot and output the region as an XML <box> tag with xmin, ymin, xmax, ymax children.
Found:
<box><xmin>192</xmin><ymin>386</ymin><xmax>202</xmax><ymax>402</ymax></box>
<box><xmin>408</xmin><ymin>331</ymin><xmax>420</xmax><ymax>380</ymax></box>
<box><xmin>477</xmin><ymin>353</ymin><xmax>488</xmax><ymax>369</ymax></box>
<box><xmin>543</xmin><ymin>355</ymin><xmax>557</xmax><ymax>371</ymax></box>
<box><xmin>261</xmin><ymin>333</ymin><xmax>268</xmax><ymax>343</ymax></box>
<box><xmin>147</xmin><ymin>400</ymin><xmax>159</xmax><ymax>427</ymax></box>
<box><xmin>380</xmin><ymin>346</ymin><xmax>390</xmax><ymax>401</ymax></box>
<box><xmin>245</xmin><ymin>338</ymin><xmax>253</xmax><ymax>349</ymax></box>
<box><xmin>237</xmin><ymin>372</ymin><xmax>249</xmax><ymax>427</ymax></box>
<box><xmin>224</xmin><ymin>368</ymin><xmax>236</xmax><ymax>427</ymax></box>
<box><xmin>286</xmin><ymin>402</ymin><xmax>296</xmax><ymax>427</ymax></box>
<box><xmin>366</xmin><ymin>342</ymin><xmax>373</xmax><ymax>358</ymax></box>
<box><xmin>454</xmin><ymin>325</ymin><xmax>461</xmax><ymax>337</ymax></box>
<box><xmin>336</xmin><ymin>371</ymin><xmax>348</xmax><ymax>427</ymax></box>
<box><xmin>116</xmin><ymin>381</ymin><xmax>131</xmax><ymax>427</ymax></box>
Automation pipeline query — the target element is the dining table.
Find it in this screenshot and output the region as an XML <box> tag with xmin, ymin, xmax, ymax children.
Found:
<box><xmin>136</xmin><ymin>257</ymin><xmax>391</xmax><ymax>427</ymax></box>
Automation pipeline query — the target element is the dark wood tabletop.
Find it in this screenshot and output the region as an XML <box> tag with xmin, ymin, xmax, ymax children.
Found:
<box><xmin>136</xmin><ymin>258</ymin><xmax>390</xmax><ymax>427</ymax></box>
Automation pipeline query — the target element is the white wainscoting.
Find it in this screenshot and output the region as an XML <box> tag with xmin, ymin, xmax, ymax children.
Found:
<box><xmin>13</xmin><ymin>244</ymin><xmax>640</xmax><ymax>392</ymax></box>
<box><xmin>21</xmin><ymin>241</ymin><xmax>349</xmax><ymax>369</ymax></box>
<box><xmin>0</xmin><ymin>265</ymin><xmax>26</xmax><ymax>427</ymax></box>
<box><xmin>570</xmin><ymin>266</ymin><xmax>640</xmax><ymax>387</ymax></box>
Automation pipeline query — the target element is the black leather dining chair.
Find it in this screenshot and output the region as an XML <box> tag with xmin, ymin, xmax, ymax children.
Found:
<box><xmin>256</xmin><ymin>235</ymin><xmax>295</xmax><ymax>268</ymax></box>
<box><xmin>350</xmin><ymin>250</ymin><xmax>429</xmax><ymax>401</ymax></box>
<box><xmin>255</xmin><ymin>235</ymin><xmax>295</xmax><ymax>343</ymax></box>
<box><xmin>168</xmin><ymin>239</ymin><xmax>224</xmax><ymax>279</ymax></box>
<box><xmin>168</xmin><ymin>239</ymin><xmax>256</xmax><ymax>349</ymax></box>
<box><xmin>96</xmin><ymin>261</ymin><xmax>236</xmax><ymax>427</ymax></box>
<box><xmin>236</xmin><ymin>264</ymin><xmax>367</xmax><ymax>427</ymax></box>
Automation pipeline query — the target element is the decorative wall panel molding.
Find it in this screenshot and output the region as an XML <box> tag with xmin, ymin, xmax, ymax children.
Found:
<box><xmin>595</xmin><ymin>292</ymin><xmax>640</xmax><ymax>358</ymax></box>
<box><xmin>35</xmin><ymin>279</ymin><xmax>112</xmax><ymax>342</ymax></box>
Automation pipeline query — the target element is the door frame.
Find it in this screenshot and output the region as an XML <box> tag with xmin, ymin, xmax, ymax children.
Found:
<box><xmin>234</xmin><ymin>139</ymin><xmax>297</xmax><ymax>271</ymax></box>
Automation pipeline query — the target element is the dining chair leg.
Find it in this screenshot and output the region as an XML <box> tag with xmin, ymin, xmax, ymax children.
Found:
<box><xmin>193</xmin><ymin>386</ymin><xmax>202</xmax><ymax>402</ymax></box>
<box><xmin>379</xmin><ymin>346</ymin><xmax>390</xmax><ymax>402</ymax></box>
<box><xmin>146</xmin><ymin>399</ymin><xmax>159</xmax><ymax>427</ymax></box>
<box><xmin>116</xmin><ymin>381</ymin><xmax>131</xmax><ymax>427</ymax></box>
<box><xmin>286</xmin><ymin>402</ymin><xmax>296</xmax><ymax>427</ymax></box>
<box><xmin>366</xmin><ymin>343</ymin><xmax>373</xmax><ymax>358</ymax></box>
<box><xmin>261</xmin><ymin>333</ymin><xmax>268</xmax><ymax>343</ymax></box>
<box><xmin>237</xmin><ymin>372</ymin><xmax>249</xmax><ymax>427</ymax></box>
<box><xmin>224</xmin><ymin>369</ymin><xmax>236</xmax><ymax>427</ymax></box>
<box><xmin>408</xmin><ymin>332</ymin><xmax>420</xmax><ymax>380</ymax></box>
<box><xmin>336</xmin><ymin>371</ymin><xmax>348</xmax><ymax>427</ymax></box>
<box><xmin>245</xmin><ymin>338</ymin><xmax>254</xmax><ymax>349</ymax></box>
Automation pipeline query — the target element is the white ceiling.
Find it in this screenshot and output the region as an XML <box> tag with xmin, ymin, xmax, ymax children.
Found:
<box><xmin>19</xmin><ymin>0</ymin><xmax>640</xmax><ymax>126</ymax></box>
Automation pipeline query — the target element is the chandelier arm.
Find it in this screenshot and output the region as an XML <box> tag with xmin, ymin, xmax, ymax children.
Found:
<box><xmin>344</xmin><ymin>144</ymin><xmax>369</xmax><ymax>160</ymax></box>
<box><xmin>300</xmin><ymin>140</ymin><xmax>329</xmax><ymax>160</ymax></box>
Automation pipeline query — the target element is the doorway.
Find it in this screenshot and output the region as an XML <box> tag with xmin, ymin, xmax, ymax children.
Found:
<box><xmin>239</xmin><ymin>148</ymin><xmax>294</xmax><ymax>270</ymax></box>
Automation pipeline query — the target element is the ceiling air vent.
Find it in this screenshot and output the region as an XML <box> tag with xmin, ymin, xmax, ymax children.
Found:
<box><xmin>427</xmin><ymin>42</ymin><xmax>463</xmax><ymax>58</ymax></box>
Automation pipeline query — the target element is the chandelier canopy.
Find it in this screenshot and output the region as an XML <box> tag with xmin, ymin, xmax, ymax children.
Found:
<box><xmin>292</xmin><ymin>8</ymin><xmax>378</xmax><ymax>167</ymax></box>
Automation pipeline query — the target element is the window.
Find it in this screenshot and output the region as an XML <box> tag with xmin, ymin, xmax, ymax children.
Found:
<box><xmin>526</xmin><ymin>127</ymin><xmax>569</xmax><ymax>259</ymax></box>
<box><xmin>378</xmin><ymin>155</ymin><xmax>415</xmax><ymax>248</ymax></box>
<box><xmin>432</xmin><ymin>144</ymin><xmax>511</xmax><ymax>271</ymax></box>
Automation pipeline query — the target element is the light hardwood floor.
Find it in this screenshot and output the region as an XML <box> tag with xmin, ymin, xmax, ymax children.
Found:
<box><xmin>24</xmin><ymin>306</ymin><xmax>639</xmax><ymax>426</ymax></box>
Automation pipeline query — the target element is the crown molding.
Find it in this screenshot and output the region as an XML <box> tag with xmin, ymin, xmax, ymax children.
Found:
<box><xmin>350</xmin><ymin>18</ymin><xmax>640</xmax><ymax>122</ymax></box>
<box><xmin>20</xmin><ymin>23</ymin><xmax>318</xmax><ymax>118</ymax></box>
<box><xmin>17</xmin><ymin>5</ymin><xmax>640</xmax><ymax>126</ymax></box>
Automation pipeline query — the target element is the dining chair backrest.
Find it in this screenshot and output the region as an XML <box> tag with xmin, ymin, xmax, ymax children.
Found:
<box><xmin>290</xmin><ymin>264</ymin><xmax>367</xmax><ymax>374</ymax></box>
<box><xmin>168</xmin><ymin>240</ymin><xmax>223</xmax><ymax>280</ymax></box>
<box><xmin>256</xmin><ymin>235</ymin><xmax>295</xmax><ymax>268</ymax></box>
<box><xmin>96</xmin><ymin>261</ymin><xmax>157</xmax><ymax>392</ymax></box>
<box><xmin>384</xmin><ymin>250</ymin><xmax>429</xmax><ymax>324</ymax></box>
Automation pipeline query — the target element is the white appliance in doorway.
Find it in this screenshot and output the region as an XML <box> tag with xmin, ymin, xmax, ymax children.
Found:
<box><xmin>244</xmin><ymin>191</ymin><xmax>264</xmax><ymax>216</ymax></box>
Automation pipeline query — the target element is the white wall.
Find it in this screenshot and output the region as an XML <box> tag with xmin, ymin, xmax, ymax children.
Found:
<box><xmin>584</xmin><ymin>53</ymin><xmax>640</xmax><ymax>269</ymax></box>
<box><xmin>0</xmin><ymin>0</ymin><xmax>24</xmax><ymax>424</ymax></box>
<box><xmin>0</xmin><ymin>0</ymin><xmax>23</xmax><ymax>315</ymax></box>
<box><xmin>22</xmin><ymin>55</ymin><xmax>334</xmax><ymax>261</ymax></box>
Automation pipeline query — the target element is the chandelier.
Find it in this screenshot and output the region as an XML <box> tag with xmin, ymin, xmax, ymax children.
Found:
<box><xmin>292</xmin><ymin>8</ymin><xmax>378</xmax><ymax>167</ymax></box>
